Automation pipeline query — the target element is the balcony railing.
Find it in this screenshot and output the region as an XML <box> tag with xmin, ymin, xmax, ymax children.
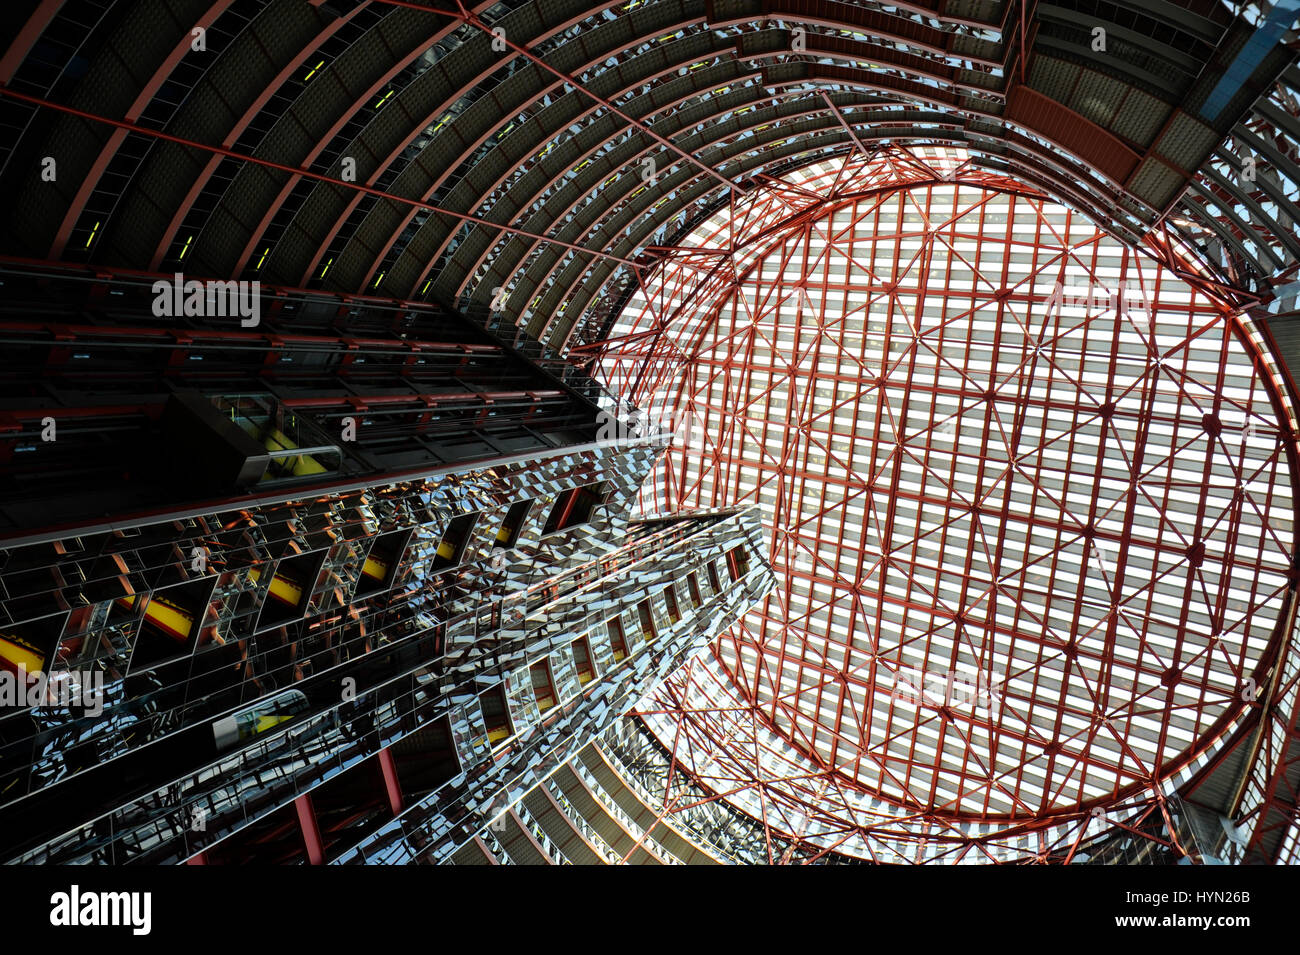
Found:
<box><xmin>569</xmin><ymin>758</ymin><xmax>680</xmax><ymax>865</ymax></box>
<box><xmin>543</xmin><ymin>778</ymin><xmax>624</xmax><ymax>865</ymax></box>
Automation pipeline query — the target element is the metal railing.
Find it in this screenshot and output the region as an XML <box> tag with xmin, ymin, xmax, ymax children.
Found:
<box><xmin>512</xmin><ymin>799</ymin><xmax>571</xmax><ymax>865</ymax></box>
<box><xmin>569</xmin><ymin>757</ymin><xmax>681</xmax><ymax>865</ymax></box>
<box><xmin>543</xmin><ymin>778</ymin><xmax>624</xmax><ymax>865</ymax></box>
<box><xmin>478</xmin><ymin>825</ymin><xmax>516</xmax><ymax>866</ymax></box>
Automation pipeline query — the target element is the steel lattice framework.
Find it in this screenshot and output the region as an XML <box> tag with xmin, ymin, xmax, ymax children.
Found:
<box><xmin>582</xmin><ymin>144</ymin><xmax>1300</xmax><ymax>861</ymax></box>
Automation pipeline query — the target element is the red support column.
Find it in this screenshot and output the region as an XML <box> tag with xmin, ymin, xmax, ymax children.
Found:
<box><xmin>295</xmin><ymin>793</ymin><xmax>326</xmax><ymax>866</ymax></box>
<box><xmin>377</xmin><ymin>748</ymin><xmax>404</xmax><ymax>816</ymax></box>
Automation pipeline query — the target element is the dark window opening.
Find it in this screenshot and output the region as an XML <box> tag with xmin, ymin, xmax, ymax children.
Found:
<box><xmin>255</xmin><ymin>550</ymin><xmax>327</xmax><ymax>631</ymax></box>
<box><xmin>637</xmin><ymin>600</ymin><xmax>656</xmax><ymax>644</ymax></box>
<box><xmin>125</xmin><ymin>576</ymin><xmax>216</xmax><ymax>676</ymax></box>
<box><xmin>607</xmin><ymin>617</ymin><xmax>629</xmax><ymax>662</ymax></box>
<box><xmin>529</xmin><ymin>659</ymin><xmax>556</xmax><ymax>712</ymax></box>
<box><xmin>354</xmin><ymin>529</ymin><xmax>411</xmax><ymax>598</ymax></box>
<box><xmin>542</xmin><ymin>483</ymin><xmax>606</xmax><ymax>534</ymax></box>
<box><xmin>571</xmin><ymin>636</ymin><xmax>596</xmax><ymax>685</ymax></box>
<box><xmin>390</xmin><ymin>716</ymin><xmax>459</xmax><ymax>801</ymax></box>
<box><xmin>431</xmin><ymin>512</ymin><xmax>479</xmax><ymax>570</ymax></box>
<box><xmin>312</xmin><ymin>755</ymin><xmax>393</xmax><ymax>861</ymax></box>
<box><xmin>687</xmin><ymin>573</ymin><xmax>703</xmax><ymax>608</ymax></box>
<box><xmin>1</xmin><ymin>613</ymin><xmax>65</xmax><ymax>684</ymax></box>
<box><xmin>707</xmin><ymin>561</ymin><xmax>722</xmax><ymax>594</ymax></box>
<box><xmin>494</xmin><ymin>500</ymin><xmax>533</xmax><ymax>548</ymax></box>
<box><xmin>727</xmin><ymin>546</ymin><xmax>750</xmax><ymax>581</ymax></box>
<box><xmin>480</xmin><ymin>685</ymin><xmax>511</xmax><ymax>746</ymax></box>
<box><xmin>665</xmin><ymin>586</ymin><xmax>681</xmax><ymax>624</ymax></box>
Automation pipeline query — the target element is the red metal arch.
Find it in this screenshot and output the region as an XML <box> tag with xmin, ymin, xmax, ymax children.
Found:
<box><xmin>599</xmin><ymin>147</ymin><xmax>1299</xmax><ymax>856</ymax></box>
<box><xmin>48</xmin><ymin>0</ymin><xmax>240</xmax><ymax>258</ymax></box>
<box><xmin>149</xmin><ymin>2</ymin><xmax>393</xmax><ymax>270</ymax></box>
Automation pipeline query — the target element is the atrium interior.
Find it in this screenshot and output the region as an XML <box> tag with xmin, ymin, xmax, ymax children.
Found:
<box><xmin>0</xmin><ymin>0</ymin><xmax>1298</xmax><ymax>866</ymax></box>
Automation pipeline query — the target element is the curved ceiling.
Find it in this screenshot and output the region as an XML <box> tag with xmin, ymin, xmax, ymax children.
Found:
<box><xmin>1</xmin><ymin>0</ymin><xmax>1298</xmax><ymax>355</ymax></box>
<box><xmin>601</xmin><ymin>146</ymin><xmax>1299</xmax><ymax>859</ymax></box>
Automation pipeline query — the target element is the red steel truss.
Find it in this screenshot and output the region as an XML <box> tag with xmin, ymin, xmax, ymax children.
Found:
<box><xmin>584</xmin><ymin>144</ymin><xmax>1300</xmax><ymax>862</ymax></box>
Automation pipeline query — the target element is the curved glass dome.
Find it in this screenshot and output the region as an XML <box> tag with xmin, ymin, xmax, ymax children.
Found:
<box><xmin>594</xmin><ymin>145</ymin><xmax>1299</xmax><ymax>861</ymax></box>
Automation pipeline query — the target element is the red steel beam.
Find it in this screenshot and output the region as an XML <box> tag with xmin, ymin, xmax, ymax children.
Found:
<box><xmin>295</xmin><ymin>792</ymin><xmax>326</xmax><ymax>865</ymax></box>
<box><xmin>0</xmin><ymin>0</ymin><xmax>65</xmax><ymax>83</ymax></box>
<box><xmin>149</xmin><ymin>4</ymin><xmax>373</xmax><ymax>269</ymax></box>
<box><xmin>377</xmin><ymin>748</ymin><xmax>404</xmax><ymax>816</ymax></box>
<box><xmin>49</xmin><ymin>0</ymin><xmax>239</xmax><ymax>258</ymax></box>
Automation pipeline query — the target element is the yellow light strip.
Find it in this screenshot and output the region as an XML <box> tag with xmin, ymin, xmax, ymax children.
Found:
<box><xmin>361</xmin><ymin>555</ymin><xmax>388</xmax><ymax>580</ymax></box>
